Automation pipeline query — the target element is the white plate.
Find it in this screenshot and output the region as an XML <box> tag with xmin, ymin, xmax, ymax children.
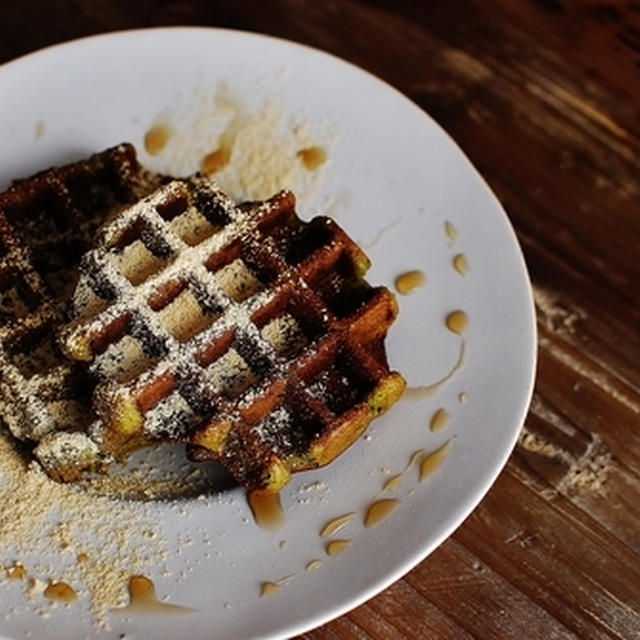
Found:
<box><xmin>0</xmin><ymin>28</ymin><xmax>536</xmax><ymax>639</ymax></box>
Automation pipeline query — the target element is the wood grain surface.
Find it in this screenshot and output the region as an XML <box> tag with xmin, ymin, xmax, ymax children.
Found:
<box><xmin>1</xmin><ymin>1</ymin><xmax>639</xmax><ymax>638</ymax></box>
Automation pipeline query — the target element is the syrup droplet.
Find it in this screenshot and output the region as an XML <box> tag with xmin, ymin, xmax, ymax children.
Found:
<box><xmin>247</xmin><ymin>490</ymin><xmax>284</xmax><ymax>530</ymax></box>
<box><xmin>201</xmin><ymin>100</ymin><xmax>241</xmax><ymax>175</ymax></box>
<box><xmin>144</xmin><ymin>125</ymin><xmax>172</xmax><ymax>155</ymax></box>
<box><xmin>364</xmin><ymin>499</ymin><xmax>400</xmax><ymax>527</ymax></box>
<box><xmin>320</xmin><ymin>512</ymin><xmax>355</xmax><ymax>537</ymax></box>
<box><xmin>446</xmin><ymin>310</ymin><xmax>468</xmax><ymax>334</ymax></box>
<box><xmin>306</xmin><ymin>559</ymin><xmax>322</xmax><ymax>571</ymax></box>
<box><xmin>115</xmin><ymin>576</ymin><xmax>194</xmax><ymax>615</ymax></box>
<box><xmin>394</xmin><ymin>270</ymin><xmax>426</xmax><ymax>295</ymax></box>
<box><xmin>383</xmin><ymin>474</ymin><xmax>403</xmax><ymax>492</ymax></box>
<box><xmin>6</xmin><ymin>563</ymin><xmax>26</xmax><ymax>580</ymax></box>
<box><xmin>44</xmin><ymin>581</ymin><xmax>76</xmax><ymax>602</ymax></box>
<box><xmin>419</xmin><ymin>441</ymin><xmax>451</xmax><ymax>482</ymax></box>
<box><xmin>452</xmin><ymin>253</ymin><xmax>468</xmax><ymax>275</ymax></box>
<box><xmin>260</xmin><ymin>581</ymin><xmax>280</xmax><ymax>597</ymax></box>
<box><xmin>76</xmin><ymin>552</ymin><xmax>88</xmax><ymax>564</ymax></box>
<box><xmin>407</xmin><ymin>449</ymin><xmax>424</xmax><ymax>468</ymax></box>
<box><xmin>202</xmin><ymin>145</ymin><xmax>231</xmax><ymax>174</ymax></box>
<box><xmin>445</xmin><ymin>221</ymin><xmax>458</xmax><ymax>240</ymax></box>
<box><xmin>259</xmin><ymin>573</ymin><xmax>296</xmax><ymax>597</ymax></box>
<box><xmin>326</xmin><ymin>539</ymin><xmax>350</xmax><ymax>556</ymax></box>
<box><xmin>297</xmin><ymin>146</ymin><xmax>327</xmax><ymax>170</ymax></box>
<box><xmin>429</xmin><ymin>408</ymin><xmax>449</xmax><ymax>432</ymax></box>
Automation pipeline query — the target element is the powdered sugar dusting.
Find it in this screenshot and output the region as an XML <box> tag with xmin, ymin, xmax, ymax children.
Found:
<box><xmin>62</xmin><ymin>178</ymin><xmax>295</xmax><ymax>448</ymax></box>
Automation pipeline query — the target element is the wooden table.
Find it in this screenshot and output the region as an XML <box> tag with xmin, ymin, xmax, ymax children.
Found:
<box><xmin>2</xmin><ymin>2</ymin><xmax>639</xmax><ymax>638</ymax></box>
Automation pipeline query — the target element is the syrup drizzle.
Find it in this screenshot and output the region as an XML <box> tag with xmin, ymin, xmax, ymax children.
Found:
<box><xmin>429</xmin><ymin>408</ymin><xmax>449</xmax><ymax>432</ymax></box>
<box><xmin>452</xmin><ymin>253</ymin><xmax>468</xmax><ymax>275</ymax></box>
<box><xmin>44</xmin><ymin>581</ymin><xmax>76</xmax><ymax>602</ymax></box>
<box><xmin>114</xmin><ymin>576</ymin><xmax>194</xmax><ymax>615</ymax></box>
<box><xmin>297</xmin><ymin>146</ymin><xmax>327</xmax><ymax>170</ymax></box>
<box><xmin>320</xmin><ymin>512</ymin><xmax>355</xmax><ymax>537</ymax></box>
<box><xmin>202</xmin><ymin>146</ymin><xmax>231</xmax><ymax>174</ymax></box>
<box><xmin>259</xmin><ymin>573</ymin><xmax>297</xmax><ymax>597</ymax></box>
<box><xmin>446</xmin><ymin>310</ymin><xmax>468</xmax><ymax>334</ymax></box>
<box><xmin>248</xmin><ymin>491</ymin><xmax>284</xmax><ymax>530</ymax></box>
<box><xmin>445</xmin><ymin>220</ymin><xmax>458</xmax><ymax>240</ymax></box>
<box><xmin>254</xmin><ymin>205</ymin><xmax>462</xmax><ymax>602</ymax></box>
<box><xmin>419</xmin><ymin>442</ymin><xmax>451</xmax><ymax>482</ymax></box>
<box><xmin>407</xmin><ymin>450</ymin><xmax>424</xmax><ymax>469</ymax></box>
<box><xmin>382</xmin><ymin>473</ymin><xmax>403</xmax><ymax>491</ymax></box>
<box><xmin>402</xmin><ymin>337</ymin><xmax>466</xmax><ymax>401</ymax></box>
<box><xmin>5</xmin><ymin>563</ymin><xmax>26</xmax><ymax>580</ymax></box>
<box><xmin>260</xmin><ymin>581</ymin><xmax>280</xmax><ymax>597</ymax></box>
<box><xmin>201</xmin><ymin>97</ymin><xmax>242</xmax><ymax>175</ymax></box>
<box><xmin>325</xmin><ymin>540</ymin><xmax>350</xmax><ymax>556</ymax></box>
<box><xmin>144</xmin><ymin>125</ymin><xmax>172</xmax><ymax>156</ymax></box>
<box><xmin>394</xmin><ymin>270</ymin><xmax>426</xmax><ymax>295</ymax></box>
<box><xmin>364</xmin><ymin>499</ymin><xmax>400</xmax><ymax>527</ymax></box>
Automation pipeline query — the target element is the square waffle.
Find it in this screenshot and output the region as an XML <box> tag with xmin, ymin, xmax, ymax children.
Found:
<box><xmin>0</xmin><ymin>144</ymin><xmax>163</xmax><ymax>479</ymax></box>
<box><xmin>60</xmin><ymin>177</ymin><xmax>406</xmax><ymax>493</ymax></box>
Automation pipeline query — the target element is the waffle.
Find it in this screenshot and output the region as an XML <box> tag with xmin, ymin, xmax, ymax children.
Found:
<box><xmin>0</xmin><ymin>144</ymin><xmax>163</xmax><ymax>479</ymax></box>
<box><xmin>60</xmin><ymin>177</ymin><xmax>405</xmax><ymax>493</ymax></box>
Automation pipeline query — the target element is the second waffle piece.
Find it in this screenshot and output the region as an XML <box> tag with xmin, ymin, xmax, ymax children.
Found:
<box><xmin>60</xmin><ymin>177</ymin><xmax>405</xmax><ymax>493</ymax></box>
<box><xmin>0</xmin><ymin>144</ymin><xmax>163</xmax><ymax>480</ymax></box>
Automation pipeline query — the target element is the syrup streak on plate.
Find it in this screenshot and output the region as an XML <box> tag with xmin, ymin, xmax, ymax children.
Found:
<box><xmin>261</xmin><ymin>222</ymin><xmax>466</xmax><ymax>597</ymax></box>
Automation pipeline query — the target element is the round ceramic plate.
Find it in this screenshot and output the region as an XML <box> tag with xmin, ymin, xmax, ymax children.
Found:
<box><xmin>0</xmin><ymin>28</ymin><xmax>536</xmax><ymax>640</ymax></box>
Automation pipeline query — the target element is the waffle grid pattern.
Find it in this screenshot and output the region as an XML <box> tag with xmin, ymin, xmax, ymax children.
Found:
<box><xmin>62</xmin><ymin>177</ymin><xmax>404</xmax><ymax>491</ymax></box>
